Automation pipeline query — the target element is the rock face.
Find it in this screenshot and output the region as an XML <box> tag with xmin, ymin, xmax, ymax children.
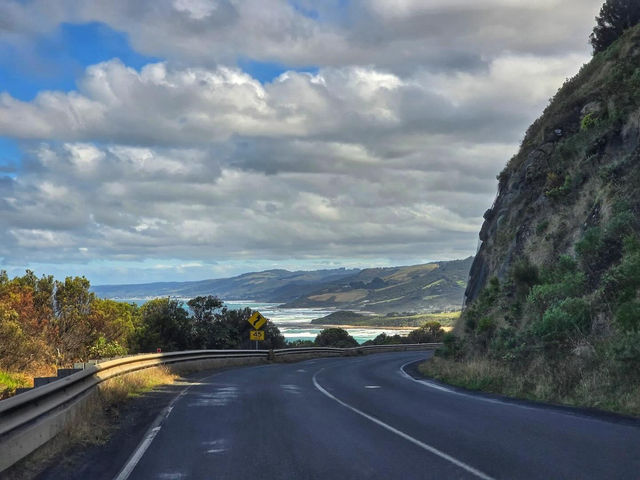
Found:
<box><xmin>465</xmin><ymin>24</ymin><xmax>640</xmax><ymax>305</ymax></box>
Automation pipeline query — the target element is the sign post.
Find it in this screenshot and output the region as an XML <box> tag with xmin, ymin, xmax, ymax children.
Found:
<box><xmin>247</xmin><ymin>311</ymin><xmax>267</xmax><ymax>349</ymax></box>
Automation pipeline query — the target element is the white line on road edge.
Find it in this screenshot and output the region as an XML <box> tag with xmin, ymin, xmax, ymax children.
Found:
<box><xmin>312</xmin><ymin>370</ymin><xmax>495</xmax><ymax>480</ymax></box>
<box><xmin>113</xmin><ymin>371</ymin><xmax>223</xmax><ymax>480</ymax></box>
<box><xmin>398</xmin><ymin>361</ymin><xmax>536</xmax><ymax>411</ymax></box>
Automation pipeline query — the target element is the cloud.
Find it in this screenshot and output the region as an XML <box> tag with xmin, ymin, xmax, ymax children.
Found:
<box><xmin>0</xmin><ymin>52</ymin><xmax>580</xmax><ymax>148</ymax></box>
<box><xmin>1</xmin><ymin>0</ymin><xmax>603</xmax><ymax>71</ymax></box>
<box><xmin>0</xmin><ymin>0</ymin><xmax>608</xmax><ymax>282</ymax></box>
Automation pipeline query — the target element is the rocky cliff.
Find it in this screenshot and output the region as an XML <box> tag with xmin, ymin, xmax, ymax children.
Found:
<box><xmin>430</xmin><ymin>24</ymin><xmax>640</xmax><ymax>416</ymax></box>
<box><xmin>466</xmin><ymin>24</ymin><xmax>640</xmax><ymax>306</ymax></box>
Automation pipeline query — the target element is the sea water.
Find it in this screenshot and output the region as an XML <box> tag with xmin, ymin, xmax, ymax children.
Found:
<box><xmin>117</xmin><ymin>298</ymin><xmax>412</xmax><ymax>344</ymax></box>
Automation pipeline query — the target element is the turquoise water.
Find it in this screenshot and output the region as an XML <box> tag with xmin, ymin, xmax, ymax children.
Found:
<box><xmin>117</xmin><ymin>298</ymin><xmax>412</xmax><ymax>344</ymax></box>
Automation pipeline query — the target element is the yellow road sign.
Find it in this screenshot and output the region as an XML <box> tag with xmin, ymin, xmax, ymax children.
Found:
<box><xmin>250</xmin><ymin>330</ymin><xmax>265</xmax><ymax>341</ymax></box>
<box><xmin>247</xmin><ymin>311</ymin><xmax>267</xmax><ymax>330</ymax></box>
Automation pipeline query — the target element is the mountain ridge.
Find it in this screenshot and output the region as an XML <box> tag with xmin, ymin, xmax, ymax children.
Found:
<box><xmin>92</xmin><ymin>258</ymin><xmax>473</xmax><ymax>313</ymax></box>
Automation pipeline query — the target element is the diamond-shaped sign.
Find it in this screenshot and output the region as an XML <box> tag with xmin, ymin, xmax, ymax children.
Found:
<box><xmin>247</xmin><ymin>311</ymin><xmax>267</xmax><ymax>330</ymax></box>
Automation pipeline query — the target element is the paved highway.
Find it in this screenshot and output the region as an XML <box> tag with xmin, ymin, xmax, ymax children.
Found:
<box><xmin>114</xmin><ymin>351</ymin><xmax>639</xmax><ymax>480</ymax></box>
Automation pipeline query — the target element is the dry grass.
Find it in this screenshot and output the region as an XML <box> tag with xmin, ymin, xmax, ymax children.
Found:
<box><xmin>419</xmin><ymin>357</ymin><xmax>640</xmax><ymax>417</ymax></box>
<box><xmin>419</xmin><ymin>357</ymin><xmax>515</xmax><ymax>394</ymax></box>
<box><xmin>3</xmin><ymin>366</ymin><xmax>178</xmax><ymax>480</ymax></box>
<box><xmin>99</xmin><ymin>366</ymin><xmax>178</xmax><ymax>404</ymax></box>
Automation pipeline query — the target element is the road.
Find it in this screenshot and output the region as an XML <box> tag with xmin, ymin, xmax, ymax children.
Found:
<box><xmin>114</xmin><ymin>351</ymin><xmax>639</xmax><ymax>480</ymax></box>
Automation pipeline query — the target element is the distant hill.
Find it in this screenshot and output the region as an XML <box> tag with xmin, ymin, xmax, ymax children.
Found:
<box><xmin>93</xmin><ymin>258</ymin><xmax>473</xmax><ymax>313</ymax></box>
<box><xmin>91</xmin><ymin>268</ymin><xmax>358</xmax><ymax>302</ymax></box>
<box><xmin>281</xmin><ymin>258</ymin><xmax>473</xmax><ymax>313</ymax></box>
<box><xmin>311</xmin><ymin>310</ymin><xmax>461</xmax><ymax>328</ymax></box>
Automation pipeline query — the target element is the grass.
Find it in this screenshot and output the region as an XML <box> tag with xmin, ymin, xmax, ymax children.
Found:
<box><xmin>419</xmin><ymin>356</ymin><xmax>640</xmax><ymax>417</ymax></box>
<box><xmin>0</xmin><ymin>370</ymin><xmax>31</xmax><ymax>400</ymax></box>
<box><xmin>3</xmin><ymin>366</ymin><xmax>178</xmax><ymax>480</ymax></box>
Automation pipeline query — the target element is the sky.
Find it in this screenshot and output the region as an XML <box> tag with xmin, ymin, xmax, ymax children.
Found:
<box><xmin>0</xmin><ymin>0</ymin><xmax>604</xmax><ymax>285</ymax></box>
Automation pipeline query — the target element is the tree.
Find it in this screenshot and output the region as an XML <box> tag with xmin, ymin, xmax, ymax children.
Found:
<box><xmin>88</xmin><ymin>298</ymin><xmax>139</xmax><ymax>353</ymax></box>
<box><xmin>590</xmin><ymin>0</ymin><xmax>640</xmax><ymax>53</ymax></box>
<box><xmin>211</xmin><ymin>307</ymin><xmax>286</xmax><ymax>350</ymax></box>
<box><xmin>187</xmin><ymin>296</ymin><xmax>223</xmax><ymax>349</ymax></box>
<box><xmin>314</xmin><ymin>328</ymin><xmax>358</xmax><ymax>348</ymax></box>
<box><xmin>363</xmin><ymin>332</ymin><xmax>404</xmax><ymax>346</ymax></box>
<box><xmin>136</xmin><ymin>298</ymin><xmax>191</xmax><ymax>352</ymax></box>
<box><xmin>406</xmin><ymin>321</ymin><xmax>445</xmax><ymax>344</ymax></box>
<box><xmin>52</xmin><ymin>276</ymin><xmax>95</xmax><ymax>362</ymax></box>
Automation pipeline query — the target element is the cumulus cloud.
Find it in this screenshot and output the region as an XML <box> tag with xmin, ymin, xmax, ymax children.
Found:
<box><xmin>0</xmin><ymin>54</ymin><xmax>578</xmax><ymax>147</ymax></box>
<box><xmin>0</xmin><ymin>0</ymin><xmax>603</xmax><ymax>70</ymax></box>
<box><xmin>0</xmin><ymin>0</ymin><xmax>608</xmax><ymax>282</ymax></box>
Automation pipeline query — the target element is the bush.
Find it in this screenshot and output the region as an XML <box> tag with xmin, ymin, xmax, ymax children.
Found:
<box><xmin>407</xmin><ymin>321</ymin><xmax>444</xmax><ymax>343</ymax></box>
<box><xmin>532</xmin><ymin>298</ymin><xmax>591</xmax><ymax>344</ymax></box>
<box><xmin>576</xmin><ymin>227</ymin><xmax>603</xmax><ymax>265</ymax></box>
<box><xmin>527</xmin><ymin>269</ymin><xmax>586</xmax><ymax>315</ymax></box>
<box><xmin>364</xmin><ymin>332</ymin><xmax>403</xmax><ymax>346</ymax></box>
<box><xmin>601</xmin><ymin>237</ymin><xmax>640</xmax><ymax>303</ymax></box>
<box><xmin>314</xmin><ymin>328</ymin><xmax>358</xmax><ymax>348</ymax></box>
<box><xmin>615</xmin><ymin>301</ymin><xmax>640</xmax><ymax>332</ymax></box>
<box><xmin>609</xmin><ymin>331</ymin><xmax>640</xmax><ymax>371</ymax></box>
<box><xmin>581</xmin><ymin>113</ymin><xmax>597</xmax><ymax>130</ymax></box>
<box><xmin>436</xmin><ymin>332</ymin><xmax>464</xmax><ymax>359</ymax></box>
<box><xmin>512</xmin><ymin>258</ymin><xmax>539</xmax><ymax>296</ymax></box>
<box><xmin>477</xmin><ymin>317</ymin><xmax>496</xmax><ymax>334</ymax></box>
<box><xmin>88</xmin><ymin>337</ymin><xmax>127</xmax><ymax>359</ymax></box>
<box><xmin>464</xmin><ymin>277</ymin><xmax>500</xmax><ymax>332</ymax></box>
<box><xmin>590</xmin><ymin>0</ymin><xmax>640</xmax><ymax>54</ymax></box>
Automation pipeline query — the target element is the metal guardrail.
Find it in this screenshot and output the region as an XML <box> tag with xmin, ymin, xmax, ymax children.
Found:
<box><xmin>0</xmin><ymin>343</ymin><xmax>440</xmax><ymax>473</ymax></box>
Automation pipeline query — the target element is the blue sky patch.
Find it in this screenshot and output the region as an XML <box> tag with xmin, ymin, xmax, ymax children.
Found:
<box><xmin>0</xmin><ymin>138</ymin><xmax>21</xmax><ymax>170</ymax></box>
<box><xmin>0</xmin><ymin>22</ymin><xmax>158</xmax><ymax>101</ymax></box>
<box><xmin>238</xmin><ymin>58</ymin><xmax>319</xmax><ymax>84</ymax></box>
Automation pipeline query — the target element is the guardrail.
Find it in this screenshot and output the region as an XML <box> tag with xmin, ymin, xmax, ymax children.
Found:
<box><xmin>0</xmin><ymin>343</ymin><xmax>440</xmax><ymax>473</ymax></box>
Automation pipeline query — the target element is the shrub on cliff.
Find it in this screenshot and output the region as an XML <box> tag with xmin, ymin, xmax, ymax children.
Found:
<box><xmin>590</xmin><ymin>0</ymin><xmax>640</xmax><ymax>54</ymax></box>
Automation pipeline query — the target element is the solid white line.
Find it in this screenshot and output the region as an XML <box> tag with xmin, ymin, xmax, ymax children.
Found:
<box><xmin>113</xmin><ymin>427</ymin><xmax>161</xmax><ymax>480</ymax></box>
<box><xmin>398</xmin><ymin>360</ymin><xmax>536</xmax><ymax>411</ymax></box>
<box><xmin>312</xmin><ymin>370</ymin><xmax>495</xmax><ymax>480</ymax></box>
<box><xmin>112</xmin><ymin>371</ymin><xmax>223</xmax><ymax>480</ymax></box>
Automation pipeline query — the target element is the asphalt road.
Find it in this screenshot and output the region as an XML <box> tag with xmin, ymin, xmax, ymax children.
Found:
<box><xmin>116</xmin><ymin>351</ymin><xmax>640</xmax><ymax>480</ymax></box>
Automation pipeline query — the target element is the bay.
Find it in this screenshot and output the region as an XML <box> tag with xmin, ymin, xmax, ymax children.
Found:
<box><xmin>117</xmin><ymin>298</ymin><xmax>413</xmax><ymax>344</ymax></box>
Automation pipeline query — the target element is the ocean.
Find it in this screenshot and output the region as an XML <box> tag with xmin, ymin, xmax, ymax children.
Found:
<box><xmin>117</xmin><ymin>298</ymin><xmax>412</xmax><ymax>344</ymax></box>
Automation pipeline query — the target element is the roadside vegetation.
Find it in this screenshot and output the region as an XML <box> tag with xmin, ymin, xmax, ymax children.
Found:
<box><xmin>283</xmin><ymin>322</ymin><xmax>446</xmax><ymax>348</ymax></box>
<box><xmin>423</xmin><ymin>9</ymin><xmax>640</xmax><ymax>417</ymax></box>
<box><xmin>0</xmin><ymin>271</ymin><xmax>285</xmax><ymax>398</ymax></box>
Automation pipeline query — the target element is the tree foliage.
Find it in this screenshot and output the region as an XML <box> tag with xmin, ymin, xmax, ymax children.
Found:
<box><xmin>314</xmin><ymin>328</ymin><xmax>358</xmax><ymax>348</ymax></box>
<box><xmin>0</xmin><ymin>273</ymin><xmax>286</xmax><ymax>380</ymax></box>
<box><xmin>590</xmin><ymin>0</ymin><xmax>640</xmax><ymax>54</ymax></box>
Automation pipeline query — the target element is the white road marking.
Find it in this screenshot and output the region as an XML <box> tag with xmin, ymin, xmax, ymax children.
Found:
<box><xmin>113</xmin><ymin>427</ymin><xmax>162</xmax><ymax>480</ymax></box>
<box><xmin>364</xmin><ymin>385</ymin><xmax>381</xmax><ymax>389</ymax></box>
<box><xmin>113</xmin><ymin>371</ymin><xmax>224</xmax><ymax>480</ymax></box>
<box><xmin>189</xmin><ymin>386</ymin><xmax>238</xmax><ymax>407</ymax></box>
<box><xmin>312</xmin><ymin>370</ymin><xmax>495</xmax><ymax>480</ymax></box>
<box><xmin>281</xmin><ymin>384</ymin><xmax>302</xmax><ymax>394</ymax></box>
<box><xmin>398</xmin><ymin>360</ymin><xmax>537</xmax><ymax>411</ymax></box>
<box><xmin>203</xmin><ymin>439</ymin><xmax>228</xmax><ymax>454</ymax></box>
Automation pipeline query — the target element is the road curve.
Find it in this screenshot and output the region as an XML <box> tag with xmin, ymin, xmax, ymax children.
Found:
<box><xmin>117</xmin><ymin>351</ymin><xmax>639</xmax><ymax>480</ymax></box>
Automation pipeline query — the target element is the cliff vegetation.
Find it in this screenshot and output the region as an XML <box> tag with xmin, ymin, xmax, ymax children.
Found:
<box><xmin>424</xmin><ymin>17</ymin><xmax>640</xmax><ymax>416</ymax></box>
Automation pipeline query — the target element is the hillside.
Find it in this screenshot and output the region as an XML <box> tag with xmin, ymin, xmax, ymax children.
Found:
<box><xmin>93</xmin><ymin>258</ymin><xmax>472</xmax><ymax>313</ymax></box>
<box><xmin>426</xmin><ymin>24</ymin><xmax>640</xmax><ymax>416</ymax></box>
<box><xmin>92</xmin><ymin>268</ymin><xmax>358</xmax><ymax>302</ymax></box>
<box><xmin>311</xmin><ymin>310</ymin><xmax>460</xmax><ymax>328</ymax></box>
<box><xmin>282</xmin><ymin>258</ymin><xmax>472</xmax><ymax>313</ymax></box>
